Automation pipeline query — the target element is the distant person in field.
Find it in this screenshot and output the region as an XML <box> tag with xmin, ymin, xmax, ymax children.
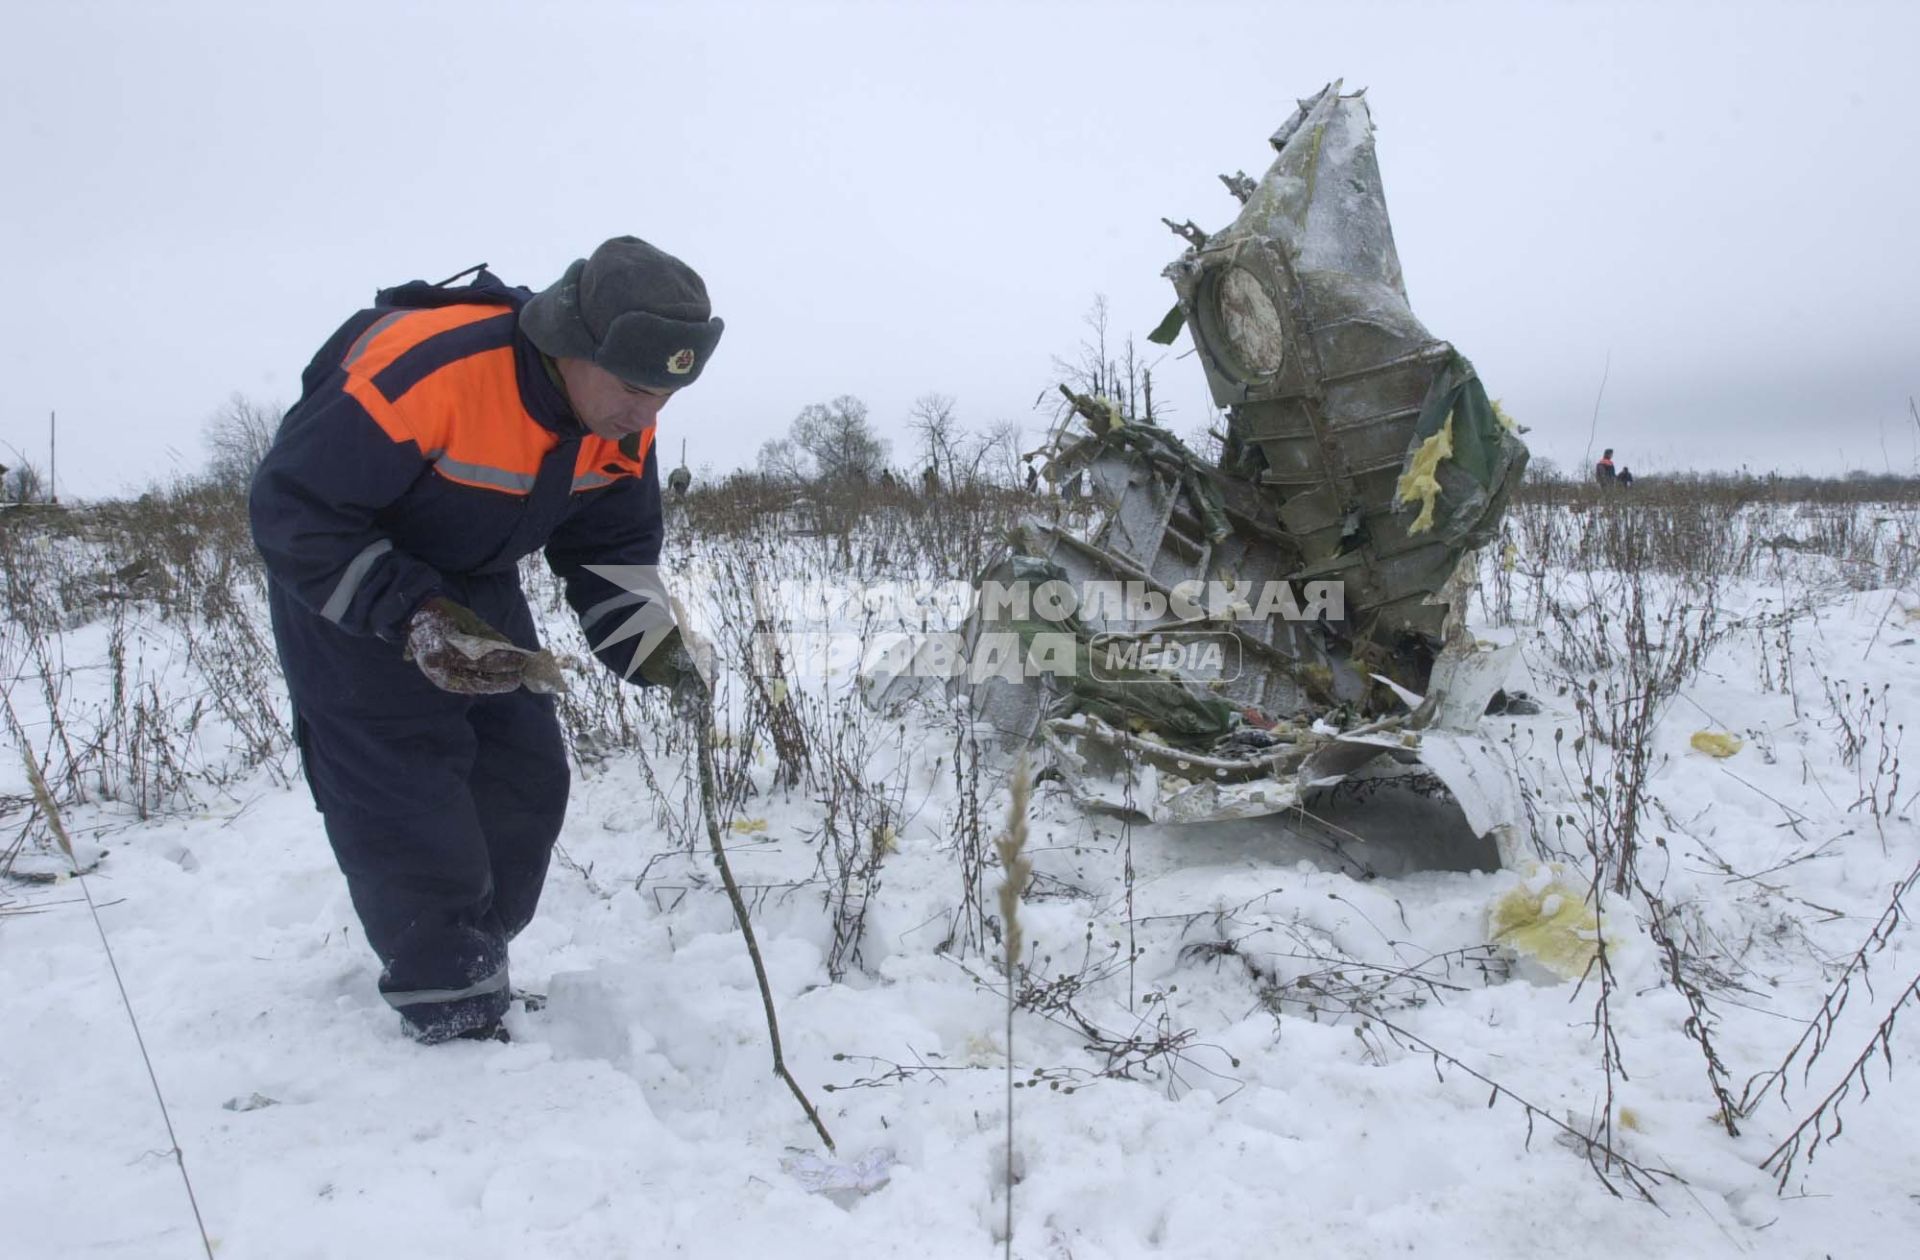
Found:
<box><xmin>1595</xmin><ymin>448</ymin><xmax>1617</xmax><ymax>486</ymax></box>
<box><xmin>1618</xmin><ymin>466</ymin><xmax>1635</xmax><ymax>488</ymax></box>
<box><xmin>250</xmin><ymin>237</ymin><xmax>719</xmax><ymax>1044</ymax></box>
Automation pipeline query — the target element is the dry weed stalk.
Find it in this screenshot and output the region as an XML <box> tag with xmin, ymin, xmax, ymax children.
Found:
<box><xmin>813</xmin><ymin>702</ymin><xmax>907</xmax><ymax>982</ymax></box>
<box><xmin>946</xmin><ymin>708</ymin><xmax>990</xmax><ymax>956</ymax></box>
<box><xmin>1743</xmin><ymin>856</ymin><xmax>1920</xmax><ymax>1121</ymax></box>
<box><xmin>18</xmin><ymin>736</ymin><xmax>216</xmax><ymax>1259</ymax></box>
<box><xmin>993</xmin><ymin>755</ymin><xmax>1032</xmax><ymax>1259</ymax></box>
<box><xmin>1205</xmin><ymin>926</ymin><xmax>1674</xmax><ymax>1202</ymax></box>
<box><xmin>743</xmin><ymin>566</ymin><xmax>813</xmax><ymax>790</ymax></box>
<box><xmin>1819</xmin><ymin>676</ymin><xmax>1906</xmax><ymax>847</ymax></box>
<box><xmin>1632</xmin><ymin>873</ymin><xmax>1744</xmax><ymax>1137</ymax></box>
<box><xmin>1760</xmin><ymin>966</ymin><xmax>1920</xmax><ymax>1190</ymax></box>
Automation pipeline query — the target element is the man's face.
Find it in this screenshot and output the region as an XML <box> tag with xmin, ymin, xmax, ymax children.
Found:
<box><xmin>555</xmin><ymin>357</ymin><xmax>673</xmax><ymax>441</ymax></box>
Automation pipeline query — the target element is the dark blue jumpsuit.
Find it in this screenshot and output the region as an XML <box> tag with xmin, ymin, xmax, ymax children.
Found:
<box><xmin>250</xmin><ymin>271</ymin><xmax>665</xmax><ymax>1042</ymax></box>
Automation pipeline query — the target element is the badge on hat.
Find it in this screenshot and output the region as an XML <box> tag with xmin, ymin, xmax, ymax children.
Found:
<box><xmin>667</xmin><ymin>349</ymin><xmax>696</xmax><ymax>375</ymax></box>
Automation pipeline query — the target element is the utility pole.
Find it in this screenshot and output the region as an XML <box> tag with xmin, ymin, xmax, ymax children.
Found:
<box><xmin>49</xmin><ymin>410</ymin><xmax>58</xmax><ymax>504</ymax></box>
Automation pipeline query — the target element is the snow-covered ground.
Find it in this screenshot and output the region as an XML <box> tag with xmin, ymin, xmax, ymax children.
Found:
<box><xmin>4</xmin><ymin>501</ymin><xmax>1919</xmax><ymax>1258</ymax></box>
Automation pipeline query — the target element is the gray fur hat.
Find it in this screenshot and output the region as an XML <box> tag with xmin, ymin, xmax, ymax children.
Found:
<box><xmin>520</xmin><ymin>236</ymin><xmax>723</xmax><ymax>390</ymax></box>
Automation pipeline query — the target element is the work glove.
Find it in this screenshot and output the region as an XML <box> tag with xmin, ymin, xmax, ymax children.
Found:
<box><xmin>635</xmin><ymin>623</ymin><xmax>715</xmax><ymax>709</ymax></box>
<box><xmin>405</xmin><ymin>597</ymin><xmax>534</xmax><ymax>695</ymax></box>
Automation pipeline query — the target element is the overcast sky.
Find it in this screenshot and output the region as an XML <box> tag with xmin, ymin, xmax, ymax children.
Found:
<box><xmin>3</xmin><ymin>0</ymin><xmax>1915</xmax><ymax>498</ymax></box>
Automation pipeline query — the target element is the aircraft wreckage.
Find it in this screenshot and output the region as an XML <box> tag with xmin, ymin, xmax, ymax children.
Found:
<box><xmin>870</xmin><ymin>82</ymin><xmax>1533</xmax><ymax>867</ymax></box>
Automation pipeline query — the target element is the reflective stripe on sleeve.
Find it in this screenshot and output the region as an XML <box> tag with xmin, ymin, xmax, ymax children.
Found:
<box><xmin>322</xmin><ymin>539</ymin><xmax>394</xmax><ymax>623</ymax></box>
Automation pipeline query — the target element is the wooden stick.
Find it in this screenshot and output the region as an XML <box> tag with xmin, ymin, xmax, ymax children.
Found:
<box><xmin>686</xmin><ymin>676</ymin><xmax>836</xmax><ymax>1151</ymax></box>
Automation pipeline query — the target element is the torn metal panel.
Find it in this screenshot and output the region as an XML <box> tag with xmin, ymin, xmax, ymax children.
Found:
<box><xmin>869</xmin><ymin>84</ymin><xmax>1534</xmax><ymax>864</ymax></box>
<box><xmin>1162</xmin><ymin>80</ymin><xmax>1528</xmax><ymax>653</ymax></box>
<box><xmin>1042</xmin><ymin>686</ymin><xmax>1533</xmax><ymax>870</ymax></box>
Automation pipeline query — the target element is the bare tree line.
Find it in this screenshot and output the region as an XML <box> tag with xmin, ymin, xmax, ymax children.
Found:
<box><xmin>755</xmin><ymin>391</ymin><xmax>1028</xmax><ymax>491</ymax></box>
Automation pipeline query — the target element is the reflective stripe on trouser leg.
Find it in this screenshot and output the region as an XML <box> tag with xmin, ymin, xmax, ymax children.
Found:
<box><xmin>374</xmin><ymin>917</ymin><xmax>512</xmax><ymax>1043</ymax></box>
<box><xmin>318</xmin><ymin>787</ymin><xmax>513</xmax><ymax>1043</ymax></box>
<box><xmin>382</xmin><ymin>964</ymin><xmax>511</xmax><ymax>1011</ymax></box>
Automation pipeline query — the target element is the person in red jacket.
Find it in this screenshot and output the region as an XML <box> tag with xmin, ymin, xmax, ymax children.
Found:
<box><xmin>1595</xmin><ymin>449</ymin><xmax>1617</xmax><ymax>485</ymax></box>
<box><xmin>251</xmin><ymin>237</ymin><xmax>719</xmax><ymax>1043</ymax></box>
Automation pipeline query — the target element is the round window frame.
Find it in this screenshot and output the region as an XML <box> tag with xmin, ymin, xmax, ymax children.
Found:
<box><xmin>1194</xmin><ymin>256</ymin><xmax>1289</xmax><ymax>386</ymax></box>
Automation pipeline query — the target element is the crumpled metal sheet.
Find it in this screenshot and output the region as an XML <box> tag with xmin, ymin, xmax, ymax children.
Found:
<box><xmin>872</xmin><ymin>85</ymin><xmax>1533</xmax><ymax>859</ymax></box>
<box><xmin>1165</xmin><ymin>80</ymin><xmax>1527</xmax><ymax>653</ymax></box>
<box><xmin>1040</xmin><ymin>636</ymin><xmax>1530</xmax><ymax>871</ymax></box>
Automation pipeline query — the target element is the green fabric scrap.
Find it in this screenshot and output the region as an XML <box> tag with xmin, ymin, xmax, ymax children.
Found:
<box><xmin>1147</xmin><ymin>302</ymin><xmax>1188</xmax><ymax>346</ymax></box>
<box><xmin>1397</xmin><ymin>352</ymin><xmax>1530</xmax><ymax>550</ymax></box>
